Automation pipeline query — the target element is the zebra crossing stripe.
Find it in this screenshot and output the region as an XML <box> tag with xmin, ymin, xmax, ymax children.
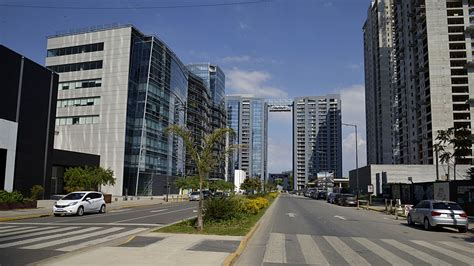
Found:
<box><xmin>437</xmin><ymin>241</ymin><xmax>474</xmax><ymax>254</ymax></box>
<box><xmin>56</xmin><ymin>228</ymin><xmax>147</xmax><ymax>252</ymax></box>
<box><xmin>0</xmin><ymin>227</ymin><xmax>101</xmax><ymax>248</ymax></box>
<box><xmin>352</xmin><ymin>237</ymin><xmax>412</xmax><ymax>266</ymax></box>
<box><xmin>21</xmin><ymin>227</ymin><xmax>124</xmax><ymax>250</ymax></box>
<box><xmin>0</xmin><ymin>226</ymin><xmax>18</xmax><ymax>231</ymax></box>
<box><xmin>323</xmin><ymin>236</ymin><xmax>370</xmax><ymax>266</ymax></box>
<box><xmin>0</xmin><ymin>227</ymin><xmax>78</xmax><ymax>242</ymax></box>
<box><xmin>263</xmin><ymin>233</ymin><xmax>287</xmax><ymax>263</ymax></box>
<box><xmin>0</xmin><ymin>227</ymin><xmax>54</xmax><ymax>237</ymax></box>
<box><xmin>411</xmin><ymin>240</ymin><xmax>473</xmax><ymax>265</ymax></box>
<box><xmin>296</xmin><ymin>234</ymin><xmax>329</xmax><ymax>265</ymax></box>
<box><xmin>381</xmin><ymin>239</ymin><xmax>450</xmax><ymax>266</ymax></box>
<box><xmin>0</xmin><ymin>226</ymin><xmax>35</xmax><ymax>235</ymax></box>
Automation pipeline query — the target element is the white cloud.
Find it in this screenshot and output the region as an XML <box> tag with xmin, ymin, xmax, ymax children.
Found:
<box><xmin>339</xmin><ymin>85</ymin><xmax>367</xmax><ymax>176</ymax></box>
<box><xmin>227</xmin><ymin>68</ymin><xmax>288</xmax><ymax>98</ymax></box>
<box><xmin>221</xmin><ymin>55</ymin><xmax>282</xmax><ymax>65</ymax></box>
<box><xmin>239</xmin><ymin>22</ymin><xmax>250</xmax><ymax>30</ymax></box>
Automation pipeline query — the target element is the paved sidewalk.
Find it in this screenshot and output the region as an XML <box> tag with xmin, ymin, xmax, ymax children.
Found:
<box><xmin>0</xmin><ymin>196</ymin><xmax>188</xmax><ymax>220</ymax></box>
<box><xmin>39</xmin><ymin>233</ymin><xmax>242</xmax><ymax>266</ymax></box>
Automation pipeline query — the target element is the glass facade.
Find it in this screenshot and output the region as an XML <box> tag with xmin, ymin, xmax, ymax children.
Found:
<box><xmin>251</xmin><ymin>101</ymin><xmax>264</xmax><ymax>179</ymax></box>
<box><xmin>227</xmin><ymin>99</ymin><xmax>240</xmax><ymax>180</ymax></box>
<box><xmin>123</xmin><ymin>31</ymin><xmax>188</xmax><ymax>196</ymax></box>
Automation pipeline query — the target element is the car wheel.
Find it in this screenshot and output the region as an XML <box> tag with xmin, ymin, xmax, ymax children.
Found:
<box><xmin>423</xmin><ymin>218</ymin><xmax>432</xmax><ymax>231</ymax></box>
<box><xmin>99</xmin><ymin>204</ymin><xmax>106</xmax><ymax>214</ymax></box>
<box><xmin>458</xmin><ymin>226</ymin><xmax>468</xmax><ymax>233</ymax></box>
<box><xmin>407</xmin><ymin>214</ymin><xmax>414</xmax><ymax>225</ymax></box>
<box><xmin>76</xmin><ymin>206</ymin><xmax>84</xmax><ymax>216</ymax></box>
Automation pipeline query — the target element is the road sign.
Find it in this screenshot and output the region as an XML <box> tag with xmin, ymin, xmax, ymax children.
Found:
<box><xmin>368</xmin><ymin>184</ymin><xmax>374</xmax><ymax>194</ymax></box>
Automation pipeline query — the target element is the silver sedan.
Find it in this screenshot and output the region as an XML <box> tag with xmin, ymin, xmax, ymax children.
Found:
<box><xmin>407</xmin><ymin>200</ymin><xmax>469</xmax><ymax>233</ymax></box>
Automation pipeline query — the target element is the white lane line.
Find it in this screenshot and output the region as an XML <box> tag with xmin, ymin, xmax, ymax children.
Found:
<box><xmin>437</xmin><ymin>241</ymin><xmax>474</xmax><ymax>253</ymax></box>
<box><xmin>296</xmin><ymin>234</ymin><xmax>329</xmax><ymax>265</ymax></box>
<box><xmin>113</xmin><ymin>206</ymin><xmax>196</xmax><ymax>223</ymax></box>
<box><xmin>0</xmin><ymin>227</ymin><xmax>57</xmax><ymax>238</ymax></box>
<box><xmin>22</xmin><ymin>227</ymin><xmax>123</xmax><ymax>250</ymax></box>
<box><xmin>109</xmin><ymin>209</ymin><xmax>130</xmax><ymax>213</ymax></box>
<box><xmin>334</xmin><ymin>215</ymin><xmax>346</xmax><ymax>220</ymax></box>
<box><xmin>0</xmin><ymin>226</ymin><xmax>18</xmax><ymax>231</ymax></box>
<box><xmin>150</xmin><ymin>209</ymin><xmax>168</xmax><ymax>213</ymax></box>
<box><xmin>323</xmin><ymin>236</ymin><xmax>370</xmax><ymax>266</ymax></box>
<box><xmin>0</xmin><ymin>227</ymin><xmax>36</xmax><ymax>235</ymax></box>
<box><xmin>0</xmin><ymin>222</ymin><xmax>159</xmax><ymax>226</ymax></box>
<box><xmin>381</xmin><ymin>239</ymin><xmax>450</xmax><ymax>266</ymax></box>
<box><xmin>411</xmin><ymin>240</ymin><xmax>473</xmax><ymax>265</ymax></box>
<box><xmin>263</xmin><ymin>233</ymin><xmax>286</xmax><ymax>263</ymax></box>
<box><xmin>0</xmin><ymin>227</ymin><xmax>101</xmax><ymax>248</ymax></box>
<box><xmin>56</xmin><ymin>228</ymin><xmax>147</xmax><ymax>252</ymax></box>
<box><xmin>352</xmin><ymin>237</ymin><xmax>412</xmax><ymax>266</ymax></box>
<box><xmin>0</xmin><ymin>227</ymin><xmax>78</xmax><ymax>242</ymax></box>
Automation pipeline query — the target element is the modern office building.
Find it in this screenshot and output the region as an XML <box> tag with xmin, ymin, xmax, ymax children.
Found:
<box><xmin>185</xmin><ymin>73</ymin><xmax>211</xmax><ymax>176</ymax></box>
<box><xmin>187</xmin><ymin>63</ymin><xmax>227</xmax><ymax>179</ymax></box>
<box><xmin>46</xmin><ymin>25</ymin><xmax>188</xmax><ymax>196</ymax></box>
<box><xmin>293</xmin><ymin>95</ymin><xmax>342</xmax><ymax>190</ymax></box>
<box><xmin>225</xmin><ymin>95</ymin><xmax>268</xmax><ymax>183</ymax></box>
<box><xmin>363</xmin><ymin>0</ymin><xmax>473</xmax><ymax>167</ymax></box>
<box><xmin>1</xmin><ymin>45</ymin><xmax>99</xmax><ymax>198</ymax></box>
<box><xmin>363</xmin><ymin>0</ymin><xmax>397</xmax><ymax>164</ymax></box>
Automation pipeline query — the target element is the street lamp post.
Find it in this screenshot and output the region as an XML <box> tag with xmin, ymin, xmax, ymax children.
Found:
<box><xmin>342</xmin><ymin>123</ymin><xmax>359</xmax><ymax>198</ymax></box>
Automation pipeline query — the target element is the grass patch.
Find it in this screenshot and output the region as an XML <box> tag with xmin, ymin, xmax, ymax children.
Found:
<box><xmin>155</xmin><ymin>196</ymin><xmax>275</xmax><ymax>236</ymax></box>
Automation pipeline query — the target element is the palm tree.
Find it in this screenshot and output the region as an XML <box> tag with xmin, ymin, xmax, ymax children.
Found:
<box><xmin>166</xmin><ymin>125</ymin><xmax>237</xmax><ymax>230</ymax></box>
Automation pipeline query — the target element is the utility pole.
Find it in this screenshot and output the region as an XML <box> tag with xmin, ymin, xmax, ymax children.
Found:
<box><xmin>435</xmin><ymin>148</ymin><xmax>439</xmax><ymax>181</ymax></box>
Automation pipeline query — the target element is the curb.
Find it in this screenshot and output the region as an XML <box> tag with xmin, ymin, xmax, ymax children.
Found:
<box><xmin>222</xmin><ymin>196</ymin><xmax>279</xmax><ymax>266</ymax></box>
<box><xmin>0</xmin><ymin>214</ymin><xmax>51</xmax><ymax>222</ymax></box>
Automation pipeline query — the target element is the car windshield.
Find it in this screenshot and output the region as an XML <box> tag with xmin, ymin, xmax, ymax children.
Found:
<box><xmin>62</xmin><ymin>193</ymin><xmax>85</xmax><ymax>200</ymax></box>
<box><xmin>432</xmin><ymin>202</ymin><xmax>463</xmax><ymax>211</ymax></box>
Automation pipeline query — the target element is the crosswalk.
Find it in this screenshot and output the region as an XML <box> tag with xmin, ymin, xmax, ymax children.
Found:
<box><xmin>0</xmin><ymin>225</ymin><xmax>148</xmax><ymax>252</ymax></box>
<box><xmin>262</xmin><ymin>233</ymin><xmax>474</xmax><ymax>265</ymax></box>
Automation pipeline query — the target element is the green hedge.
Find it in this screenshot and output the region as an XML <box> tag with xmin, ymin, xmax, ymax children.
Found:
<box><xmin>0</xmin><ymin>190</ymin><xmax>24</xmax><ymax>203</ymax></box>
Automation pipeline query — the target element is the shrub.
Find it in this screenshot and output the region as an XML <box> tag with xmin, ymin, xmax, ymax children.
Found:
<box><xmin>239</xmin><ymin>197</ymin><xmax>269</xmax><ymax>214</ymax></box>
<box><xmin>30</xmin><ymin>185</ymin><xmax>44</xmax><ymax>200</ymax></box>
<box><xmin>203</xmin><ymin>196</ymin><xmax>241</xmax><ymax>222</ymax></box>
<box><xmin>0</xmin><ymin>190</ymin><xmax>24</xmax><ymax>203</ymax></box>
<box><xmin>267</xmin><ymin>192</ymin><xmax>278</xmax><ymax>199</ymax></box>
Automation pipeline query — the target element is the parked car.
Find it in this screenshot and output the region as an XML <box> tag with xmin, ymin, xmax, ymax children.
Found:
<box><xmin>334</xmin><ymin>193</ymin><xmax>344</xmax><ymax>205</ymax></box>
<box><xmin>309</xmin><ymin>190</ymin><xmax>318</xmax><ymax>199</ymax></box>
<box><xmin>53</xmin><ymin>191</ymin><xmax>106</xmax><ymax>216</ymax></box>
<box><xmin>189</xmin><ymin>190</ymin><xmax>211</xmax><ymax>201</ymax></box>
<box><xmin>328</xmin><ymin>192</ymin><xmax>338</xmax><ymax>204</ymax></box>
<box><xmin>316</xmin><ymin>191</ymin><xmax>326</xmax><ymax>200</ymax></box>
<box><xmin>341</xmin><ymin>194</ymin><xmax>357</xmax><ymax>206</ymax></box>
<box><xmin>407</xmin><ymin>200</ymin><xmax>469</xmax><ymax>233</ymax></box>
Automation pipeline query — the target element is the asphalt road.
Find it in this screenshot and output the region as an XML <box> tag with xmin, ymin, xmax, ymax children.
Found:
<box><xmin>237</xmin><ymin>194</ymin><xmax>474</xmax><ymax>266</ymax></box>
<box><xmin>0</xmin><ymin>201</ymin><xmax>198</xmax><ymax>265</ymax></box>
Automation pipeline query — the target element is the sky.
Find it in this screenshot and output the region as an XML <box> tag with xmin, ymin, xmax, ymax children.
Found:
<box><xmin>0</xmin><ymin>0</ymin><xmax>370</xmax><ymax>176</ymax></box>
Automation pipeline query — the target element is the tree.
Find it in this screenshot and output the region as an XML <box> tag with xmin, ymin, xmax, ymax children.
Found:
<box><xmin>166</xmin><ymin>125</ymin><xmax>237</xmax><ymax>231</ymax></box>
<box><xmin>64</xmin><ymin>166</ymin><xmax>115</xmax><ymax>192</ymax></box>
<box><xmin>265</xmin><ymin>181</ymin><xmax>277</xmax><ymax>192</ymax></box>
<box><xmin>240</xmin><ymin>177</ymin><xmax>262</xmax><ymax>193</ymax></box>
<box><xmin>435</xmin><ymin>127</ymin><xmax>472</xmax><ymax>180</ymax></box>
<box><xmin>209</xmin><ymin>179</ymin><xmax>234</xmax><ymax>192</ymax></box>
<box><xmin>175</xmin><ymin>176</ymin><xmax>207</xmax><ymax>191</ymax></box>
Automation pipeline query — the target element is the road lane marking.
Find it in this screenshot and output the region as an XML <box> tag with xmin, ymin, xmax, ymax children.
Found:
<box><xmin>0</xmin><ymin>227</ymin><xmax>78</xmax><ymax>242</ymax></box>
<box><xmin>22</xmin><ymin>227</ymin><xmax>124</xmax><ymax>250</ymax></box>
<box><xmin>381</xmin><ymin>239</ymin><xmax>450</xmax><ymax>265</ymax></box>
<box><xmin>109</xmin><ymin>209</ymin><xmax>131</xmax><ymax>213</ymax></box>
<box><xmin>334</xmin><ymin>215</ymin><xmax>346</xmax><ymax>220</ymax></box>
<box><xmin>0</xmin><ymin>226</ymin><xmax>35</xmax><ymax>235</ymax></box>
<box><xmin>411</xmin><ymin>240</ymin><xmax>473</xmax><ymax>265</ymax></box>
<box><xmin>323</xmin><ymin>236</ymin><xmax>370</xmax><ymax>265</ymax></box>
<box><xmin>296</xmin><ymin>234</ymin><xmax>329</xmax><ymax>265</ymax></box>
<box><xmin>352</xmin><ymin>237</ymin><xmax>411</xmax><ymax>266</ymax></box>
<box><xmin>113</xmin><ymin>206</ymin><xmax>197</xmax><ymax>223</ymax></box>
<box><xmin>150</xmin><ymin>209</ymin><xmax>168</xmax><ymax>213</ymax></box>
<box><xmin>0</xmin><ymin>227</ymin><xmax>57</xmax><ymax>238</ymax></box>
<box><xmin>0</xmin><ymin>226</ymin><xmax>18</xmax><ymax>231</ymax></box>
<box><xmin>286</xmin><ymin>213</ymin><xmax>296</xmax><ymax>218</ymax></box>
<box><xmin>56</xmin><ymin>228</ymin><xmax>147</xmax><ymax>252</ymax></box>
<box><xmin>0</xmin><ymin>227</ymin><xmax>101</xmax><ymax>248</ymax></box>
<box><xmin>437</xmin><ymin>241</ymin><xmax>474</xmax><ymax>253</ymax></box>
<box><xmin>263</xmin><ymin>233</ymin><xmax>287</xmax><ymax>263</ymax></box>
<box><xmin>0</xmin><ymin>222</ymin><xmax>159</xmax><ymax>227</ymax></box>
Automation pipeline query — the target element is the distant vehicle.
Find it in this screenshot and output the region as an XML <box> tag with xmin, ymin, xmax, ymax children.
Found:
<box><xmin>309</xmin><ymin>190</ymin><xmax>318</xmax><ymax>199</ymax></box>
<box><xmin>189</xmin><ymin>190</ymin><xmax>211</xmax><ymax>201</ymax></box>
<box><xmin>328</xmin><ymin>193</ymin><xmax>338</xmax><ymax>204</ymax></box>
<box><xmin>305</xmin><ymin>189</ymin><xmax>316</xmax><ymax>197</ymax></box>
<box><xmin>53</xmin><ymin>191</ymin><xmax>106</xmax><ymax>216</ymax></box>
<box><xmin>335</xmin><ymin>193</ymin><xmax>344</xmax><ymax>205</ymax></box>
<box><xmin>316</xmin><ymin>191</ymin><xmax>326</xmax><ymax>200</ymax></box>
<box><xmin>341</xmin><ymin>194</ymin><xmax>357</xmax><ymax>206</ymax></box>
<box><xmin>407</xmin><ymin>200</ymin><xmax>469</xmax><ymax>233</ymax></box>
<box><xmin>213</xmin><ymin>191</ymin><xmax>224</xmax><ymax>198</ymax></box>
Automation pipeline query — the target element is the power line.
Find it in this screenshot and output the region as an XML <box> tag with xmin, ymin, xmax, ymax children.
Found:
<box><xmin>0</xmin><ymin>0</ymin><xmax>271</xmax><ymax>10</ymax></box>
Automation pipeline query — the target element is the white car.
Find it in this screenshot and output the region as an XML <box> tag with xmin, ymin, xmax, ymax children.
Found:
<box><xmin>53</xmin><ymin>191</ymin><xmax>106</xmax><ymax>216</ymax></box>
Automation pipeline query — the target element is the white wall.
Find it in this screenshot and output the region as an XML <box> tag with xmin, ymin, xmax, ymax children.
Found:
<box><xmin>0</xmin><ymin>119</ymin><xmax>18</xmax><ymax>191</ymax></box>
<box><xmin>234</xmin><ymin>170</ymin><xmax>246</xmax><ymax>192</ymax></box>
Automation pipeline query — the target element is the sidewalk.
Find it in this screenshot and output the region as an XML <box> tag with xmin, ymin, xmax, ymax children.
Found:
<box><xmin>0</xmin><ymin>195</ymin><xmax>187</xmax><ymax>221</ymax></box>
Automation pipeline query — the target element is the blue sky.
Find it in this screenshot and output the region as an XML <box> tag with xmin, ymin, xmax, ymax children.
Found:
<box><xmin>0</xmin><ymin>0</ymin><xmax>370</xmax><ymax>176</ymax></box>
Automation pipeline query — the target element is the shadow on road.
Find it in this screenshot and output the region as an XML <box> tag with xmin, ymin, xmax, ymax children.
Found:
<box><xmin>400</xmin><ymin>223</ymin><xmax>467</xmax><ymax>234</ymax></box>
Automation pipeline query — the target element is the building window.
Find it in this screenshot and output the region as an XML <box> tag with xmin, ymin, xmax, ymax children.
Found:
<box><xmin>56</xmin><ymin>115</ymin><xmax>99</xmax><ymax>126</ymax></box>
<box><xmin>58</xmin><ymin>78</ymin><xmax>102</xmax><ymax>90</ymax></box>
<box><xmin>48</xmin><ymin>60</ymin><xmax>103</xmax><ymax>73</ymax></box>
<box><xmin>47</xmin><ymin>43</ymin><xmax>104</xmax><ymax>57</ymax></box>
<box><xmin>57</xmin><ymin>97</ymin><xmax>100</xmax><ymax>108</ymax></box>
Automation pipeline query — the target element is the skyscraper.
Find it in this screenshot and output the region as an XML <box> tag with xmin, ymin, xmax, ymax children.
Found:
<box><xmin>293</xmin><ymin>95</ymin><xmax>342</xmax><ymax>190</ymax></box>
<box><xmin>46</xmin><ymin>25</ymin><xmax>188</xmax><ymax>196</ymax></box>
<box><xmin>225</xmin><ymin>95</ymin><xmax>268</xmax><ymax>183</ymax></box>
<box><xmin>187</xmin><ymin>64</ymin><xmax>227</xmax><ymax>179</ymax></box>
<box><xmin>363</xmin><ymin>0</ymin><xmax>396</xmax><ymax>164</ymax></box>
